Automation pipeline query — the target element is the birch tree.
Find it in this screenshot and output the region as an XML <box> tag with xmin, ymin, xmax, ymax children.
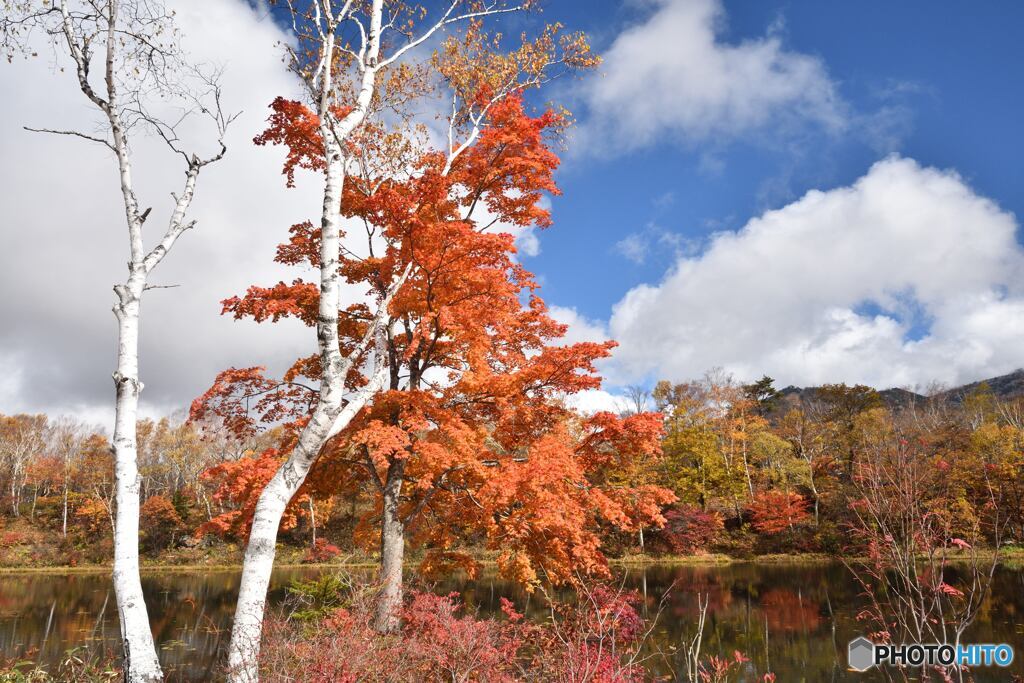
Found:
<box><xmin>47</xmin><ymin>416</ymin><xmax>90</xmax><ymax>537</ymax></box>
<box><xmin>1</xmin><ymin>2</ymin><xmax>235</xmax><ymax>680</ymax></box>
<box><xmin>212</xmin><ymin>2</ymin><xmax>559</xmax><ymax>680</ymax></box>
<box><xmin>0</xmin><ymin>414</ymin><xmax>47</xmax><ymax>516</ymax></box>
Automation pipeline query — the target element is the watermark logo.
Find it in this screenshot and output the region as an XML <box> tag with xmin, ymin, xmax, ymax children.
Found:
<box><xmin>848</xmin><ymin>638</ymin><xmax>1014</xmax><ymax>671</ymax></box>
<box><xmin>848</xmin><ymin>637</ymin><xmax>874</xmax><ymax>672</ymax></box>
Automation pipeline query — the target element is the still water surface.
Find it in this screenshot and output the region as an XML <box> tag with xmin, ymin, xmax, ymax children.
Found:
<box><xmin>2</xmin><ymin>562</ymin><xmax>1023</xmax><ymax>681</ymax></box>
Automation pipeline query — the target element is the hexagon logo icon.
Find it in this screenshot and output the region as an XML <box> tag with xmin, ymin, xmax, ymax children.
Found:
<box><xmin>848</xmin><ymin>637</ymin><xmax>875</xmax><ymax>672</ymax></box>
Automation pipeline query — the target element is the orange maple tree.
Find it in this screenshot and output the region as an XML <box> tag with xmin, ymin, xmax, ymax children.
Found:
<box><xmin>747</xmin><ymin>490</ymin><xmax>811</xmax><ymax>535</ymax></box>
<box><xmin>192</xmin><ymin>93</ymin><xmax>673</xmax><ymax>593</ymax></box>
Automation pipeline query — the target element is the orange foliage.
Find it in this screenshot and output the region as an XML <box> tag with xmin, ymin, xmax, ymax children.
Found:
<box><xmin>199</xmin><ymin>449</ymin><xmax>309</xmax><ymax>539</ymax></box>
<box><xmin>193</xmin><ymin>93</ymin><xmax>674</xmax><ymax>588</ymax></box>
<box><xmin>747</xmin><ymin>491</ymin><xmax>811</xmax><ymax>535</ymax></box>
<box><xmin>140</xmin><ymin>495</ymin><xmax>184</xmax><ymax>549</ymax></box>
<box><xmin>74</xmin><ymin>498</ymin><xmax>111</xmax><ymax>538</ymax></box>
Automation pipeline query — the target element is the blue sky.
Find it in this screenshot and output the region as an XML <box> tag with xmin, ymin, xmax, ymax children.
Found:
<box><xmin>537</xmin><ymin>0</ymin><xmax>1022</xmax><ymax>317</ymax></box>
<box><xmin>4</xmin><ymin>0</ymin><xmax>1024</xmax><ymax>420</ymax></box>
<box><xmin>502</xmin><ymin>0</ymin><xmax>1024</xmax><ymax>395</ymax></box>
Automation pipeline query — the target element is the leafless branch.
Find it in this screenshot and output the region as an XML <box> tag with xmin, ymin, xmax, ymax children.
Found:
<box><xmin>23</xmin><ymin>124</ymin><xmax>113</xmax><ymax>149</ymax></box>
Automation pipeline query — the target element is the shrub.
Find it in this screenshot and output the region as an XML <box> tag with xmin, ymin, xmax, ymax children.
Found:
<box><xmin>655</xmin><ymin>505</ymin><xmax>724</xmax><ymax>554</ymax></box>
<box><xmin>259</xmin><ymin>578</ymin><xmax>654</xmax><ymax>682</ymax></box>
<box><xmin>302</xmin><ymin>538</ymin><xmax>341</xmax><ymax>564</ymax></box>
<box><xmin>81</xmin><ymin>537</ymin><xmax>113</xmax><ymax>564</ymax></box>
<box><xmin>72</xmin><ymin>499</ymin><xmax>111</xmax><ymax>541</ymax></box>
<box><xmin>0</xmin><ymin>532</ymin><xmax>27</xmax><ymax>548</ymax></box>
<box><xmin>260</xmin><ymin>584</ymin><xmax>520</xmax><ymax>682</ymax></box>
<box><xmin>746</xmin><ymin>491</ymin><xmax>810</xmax><ymax>535</ymax></box>
<box><xmin>140</xmin><ymin>495</ymin><xmax>184</xmax><ymax>552</ymax></box>
<box><xmin>814</xmin><ymin>521</ymin><xmax>842</xmax><ymax>554</ymax></box>
<box><xmin>285</xmin><ymin>572</ymin><xmax>353</xmax><ymax>622</ymax></box>
<box><xmin>526</xmin><ymin>583</ymin><xmax>648</xmax><ymax>682</ymax></box>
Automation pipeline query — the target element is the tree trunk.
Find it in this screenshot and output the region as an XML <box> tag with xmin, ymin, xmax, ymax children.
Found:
<box><xmin>10</xmin><ymin>465</ymin><xmax>20</xmax><ymax>517</ymax></box>
<box><xmin>62</xmin><ymin>482</ymin><xmax>68</xmax><ymax>538</ymax></box>
<box><xmin>308</xmin><ymin>497</ymin><xmax>317</xmax><ymax>548</ymax></box>
<box><xmin>741</xmin><ymin>438</ymin><xmax>754</xmax><ymax>496</ymax></box>
<box><xmin>111</xmin><ymin>284</ymin><xmax>163</xmax><ymax>683</ymax></box>
<box><xmin>374</xmin><ymin>460</ymin><xmax>405</xmax><ymax>633</ymax></box>
<box><xmin>226</xmin><ymin>391</ymin><xmax>374</xmax><ymax>682</ymax></box>
<box><xmin>807</xmin><ymin>468</ymin><xmax>820</xmax><ymax>526</ymax></box>
<box><xmin>227</xmin><ymin>411</ymin><xmax>331</xmax><ymax>681</ymax></box>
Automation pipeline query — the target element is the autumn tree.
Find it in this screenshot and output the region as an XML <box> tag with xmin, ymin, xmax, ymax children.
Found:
<box><xmin>45</xmin><ymin>417</ymin><xmax>90</xmax><ymax>537</ymax></box>
<box><xmin>846</xmin><ymin>417</ymin><xmax>1005</xmax><ymax>670</ymax></box>
<box><xmin>133</xmin><ymin>416</ymin><xmax>238</xmax><ymax>524</ymax></box>
<box><xmin>746</xmin><ymin>490</ymin><xmax>810</xmax><ymax>535</ymax></box>
<box><xmin>814</xmin><ymin>383</ymin><xmax>883</xmax><ymax>477</ymax></box>
<box><xmin>139</xmin><ymin>494</ymin><xmax>184</xmax><ymax>552</ymax></box>
<box><xmin>653</xmin><ymin>381</ymin><xmax>733</xmax><ymax>510</ymax></box>
<box><xmin>0</xmin><ymin>414</ymin><xmax>46</xmax><ymax>517</ymax></box>
<box><xmin>73</xmin><ymin>433</ymin><xmax>118</xmax><ymax>538</ymax></box>
<box><xmin>199</xmin><ymin>88</ymin><xmax>671</xmax><ymax>632</ymax></box>
<box><xmin>777</xmin><ymin>406</ymin><xmax>829</xmax><ymax>525</ymax></box>
<box><xmin>184</xmin><ymin>2</ymin><xmax>600</xmax><ymax>678</ymax></box>
<box><xmin>191</xmin><ymin>16</ymin><xmax>669</xmax><ymax>649</ymax></box>
<box><xmin>1</xmin><ymin>1</ymin><xmax>237</xmax><ymax>678</ymax></box>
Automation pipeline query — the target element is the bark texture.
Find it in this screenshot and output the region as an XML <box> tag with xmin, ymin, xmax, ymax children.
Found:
<box><xmin>111</xmin><ymin>281</ymin><xmax>162</xmax><ymax>683</ymax></box>
<box><xmin>374</xmin><ymin>461</ymin><xmax>406</xmax><ymax>633</ymax></box>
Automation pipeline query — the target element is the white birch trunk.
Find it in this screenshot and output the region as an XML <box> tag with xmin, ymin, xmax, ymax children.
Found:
<box><xmin>111</xmin><ymin>278</ymin><xmax>163</xmax><ymax>683</ymax></box>
<box><xmin>9</xmin><ymin>465</ymin><xmax>20</xmax><ymax>516</ymax></box>
<box><xmin>225</xmin><ymin>146</ymin><xmax>391</xmax><ymax>672</ymax></box>
<box><xmin>226</xmin><ymin>385</ymin><xmax>379</xmax><ymax>682</ymax></box>
<box><xmin>62</xmin><ymin>484</ymin><xmax>68</xmax><ymax>538</ymax></box>
<box><xmin>4</xmin><ymin>3</ymin><xmax>232</xmax><ymax>678</ymax></box>
<box><xmin>225</xmin><ymin>2</ymin><xmax>387</xmax><ymax>678</ymax></box>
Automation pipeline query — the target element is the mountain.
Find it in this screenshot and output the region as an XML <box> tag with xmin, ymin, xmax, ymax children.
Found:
<box><xmin>775</xmin><ymin>368</ymin><xmax>1024</xmax><ymax>409</ymax></box>
<box><xmin>938</xmin><ymin>368</ymin><xmax>1024</xmax><ymax>403</ymax></box>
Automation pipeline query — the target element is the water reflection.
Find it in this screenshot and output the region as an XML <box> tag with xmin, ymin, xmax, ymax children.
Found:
<box><xmin>1</xmin><ymin>563</ymin><xmax>1022</xmax><ymax>681</ymax></box>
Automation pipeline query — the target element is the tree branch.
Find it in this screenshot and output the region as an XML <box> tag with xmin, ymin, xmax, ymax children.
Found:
<box><xmin>23</xmin><ymin>125</ymin><xmax>114</xmax><ymax>150</ymax></box>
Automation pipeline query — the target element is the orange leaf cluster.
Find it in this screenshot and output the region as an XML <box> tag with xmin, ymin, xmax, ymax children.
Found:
<box><xmin>194</xmin><ymin>93</ymin><xmax>674</xmax><ymax>587</ymax></box>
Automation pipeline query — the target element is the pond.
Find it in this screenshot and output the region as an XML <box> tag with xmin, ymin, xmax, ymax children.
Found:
<box><xmin>1</xmin><ymin>562</ymin><xmax>1023</xmax><ymax>681</ymax></box>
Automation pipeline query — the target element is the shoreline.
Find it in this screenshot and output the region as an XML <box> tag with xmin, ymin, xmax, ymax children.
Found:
<box><xmin>3</xmin><ymin>548</ymin><xmax>1019</xmax><ymax>575</ymax></box>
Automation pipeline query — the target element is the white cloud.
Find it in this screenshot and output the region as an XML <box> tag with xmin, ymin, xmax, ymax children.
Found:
<box><xmin>613</xmin><ymin>222</ymin><xmax>690</xmax><ymax>265</ymax></box>
<box><xmin>578</xmin><ymin>0</ymin><xmax>845</xmax><ymax>152</ymax></box>
<box><xmin>546</xmin><ymin>307</ymin><xmax>634</xmax><ymax>412</ymax></box>
<box><xmin>563</xmin><ymin>389</ymin><xmax>630</xmax><ymax>415</ymax></box>
<box><xmin>0</xmin><ymin>0</ymin><xmax>561</xmax><ymax>421</ymax></box>
<box><xmin>615</xmin><ymin>233</ymin><xmax>650</xmax><ymax>264</ymax></box>
<box><xmin>548</xmin><ymin>306</ymin><xmax>612</xmax><ymax>346</ymax></box>
<box><xmin>604</xmin><ymin>156</ymin><xmax>1024</xmax><ymax>389</ymax></box>
<box><xmin>514</xmin><ymin>225</ymin><xmax>541</xmax><ymax>257</ymax></box>
<box><xmin>0</xmin><ymin>0</ymin><xmax>317</xmax><ymax>418</ymax></box>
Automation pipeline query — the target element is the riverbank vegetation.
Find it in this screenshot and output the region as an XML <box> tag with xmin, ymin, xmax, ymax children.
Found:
<box><xmin>3</xmin><ymin>379</ymin><xmax>1020</xmax><ymax>571</ymax></box>
<box><xmin>4</xmin><ymin>382</ymin><xmax>1018</xmax><ymax>680</ymax></box>
<box><xmin>5</xmin><ymin>379</ymin><xmax>1021</xmax><ymax>681</ymax></box>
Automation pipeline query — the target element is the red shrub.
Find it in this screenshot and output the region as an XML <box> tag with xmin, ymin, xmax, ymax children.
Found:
<box><xmin>525</xmin><ymin>583</ymin><xmax>648</xmax><ymax>682</ymax></box>
<box><xmin>260</xmin><ymin>588</ymin><xmax>519</xmax><ymax>682</ymax></box>
<box><xmin>746</xmin><ymin>491</ymin><xmax>810</xmax><ymax>535</ymax></box>
<box><xmin>302</xmin><ymin>538</ymin><xmax>341</xmax><ymax>563</ymax></box>
<box><xmin>0</xmin><ymin>531</ymin><xmax>27</xmax><ymax>548</ymax></box>
<box><xmin>658</xmin><ymin>505</ymin><xmax>724</xmax><ymax>554</ymax></box>
<box><xmin>259</xmin><ymin>579</ymin><xmax>653</xmax><ymax>683</ymax></box>
<box><xmin>580</xmin><ymin>585</ymin><xmax>645</xmax><ymax>644</ymax></box>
